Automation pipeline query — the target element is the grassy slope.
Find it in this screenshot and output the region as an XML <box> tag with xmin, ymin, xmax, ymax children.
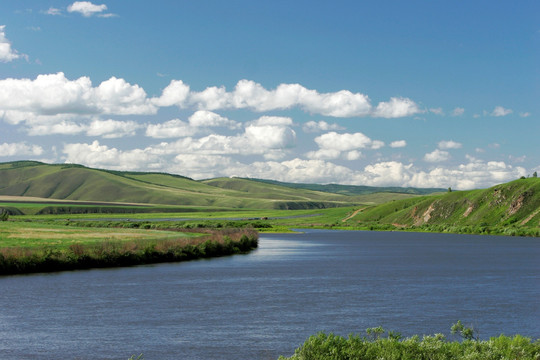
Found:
<box><xmin>0</xmin><ymin>161</ymin><xmax>368</xmax><ymax>210</ymax></box>
<box><xmin>345</xmin><ymin>178</ymin><xmax>540</xmax><ymax>231</ymax></box>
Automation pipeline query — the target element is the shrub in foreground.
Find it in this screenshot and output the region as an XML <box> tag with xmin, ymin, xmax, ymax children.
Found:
<box><xmin>279</xmin><ymin>325</ymin><xmax>540</xmax><ymax>360</ymax></box>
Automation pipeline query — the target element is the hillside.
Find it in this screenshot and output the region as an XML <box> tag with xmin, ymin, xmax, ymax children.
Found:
<box><xmin>344</xmin><ymin>178</ymin><xmax>540</xmax><ymax>235</ymax></box>
<box><xmin>0</xmin><ymin>161</ymin><xmax>370</xmax><ymax>210</ymax></box>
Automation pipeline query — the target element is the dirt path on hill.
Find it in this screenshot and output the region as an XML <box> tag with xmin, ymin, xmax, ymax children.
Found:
<box><xmin>521</xmin><ymin>208</ymin><xmax>540</xmax><ymax>225</ymax></box>
<box><xmin>342</xmin><ymin>208</ymin><xmax>365</xmax><ymax>222</ymax></box>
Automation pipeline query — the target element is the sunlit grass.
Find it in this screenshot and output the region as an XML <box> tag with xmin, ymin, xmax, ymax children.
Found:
<box><xmin>0</xmin><ymin>221</ymin><xmax>199</xmax><ymax>249</ymax></box>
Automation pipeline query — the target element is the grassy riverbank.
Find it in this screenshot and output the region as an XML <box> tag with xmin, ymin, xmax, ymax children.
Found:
<box><xmin>0</xmin><ymin>221</ymin><xmax>258</xmax><ymax>275</ymax></box>
<box><xmin>278</xmin><ymin>326</ymin><xmax>540</xmax><ymax>360</ymax></box>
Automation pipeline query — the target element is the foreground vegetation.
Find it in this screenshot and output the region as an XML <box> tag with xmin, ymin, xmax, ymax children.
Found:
<box><xmin>278</xmin><ymin>324</ymin><xmax>540</xmax><ymax>360</ymax></box>
<box><xmin>0</xmin><ymin>221</ymin><xmax>258</xmax><ymax>275</ymax></box>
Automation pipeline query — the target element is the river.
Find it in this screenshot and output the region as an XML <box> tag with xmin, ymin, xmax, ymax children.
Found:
<box><xmin>1</xmin><ymin>230</ymin><xmax>538</xmax><ymax>359</ymax></box>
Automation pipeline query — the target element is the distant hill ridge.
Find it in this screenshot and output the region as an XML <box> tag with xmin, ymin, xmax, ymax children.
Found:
<box><xmin>1</xmin><ymin>160</ymin><xmax>418</xmax><ymax>209</ymax></box>
<box><xmin>244</xmin><ymin>178</ymin><xmax>444</xmax><ymax>195</ymax></box>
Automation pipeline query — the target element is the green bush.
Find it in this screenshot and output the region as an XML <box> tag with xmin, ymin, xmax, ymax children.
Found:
<box><xmin>279</xmin><ymin>324</ymin><xmax>540</xmax><ymax>360</ymax></box>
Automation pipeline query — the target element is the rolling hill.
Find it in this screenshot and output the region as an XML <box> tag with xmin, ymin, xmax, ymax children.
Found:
<box><xmin>344</xmin><ymin>177</ymin><xmax>540</xmax><ymax>234</ymax></box>
<box><xmin>0</xmin><ymin>161</ymin><xmax>385</xmax><ymax>210</ymax></box>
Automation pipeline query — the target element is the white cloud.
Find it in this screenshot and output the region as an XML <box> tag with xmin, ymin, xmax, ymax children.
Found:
<box><xmin>146</xmin><ymin>119</ymin><xmax>196</xmax><ymax>139</ymax></box>
<box><xmin>152</xmin><ymin>79</ymin><xmax>421</xmax><ymax>118</ymax></box>
<box><xmin>491</xmin><ymin>106</ymin><xmax>513</xmax><ymax>117</ymax></box>
<box><xmin>27</xmin><ymin>120</ymin><xmax>86</xmax><ymax>136</ymax></box>
<box><xmin>86</xmin><ymin>119</ymin><xmax>140</xmax><ymax>138</ymax></box>
<box><xmin>372</xmin><ymin>97</ymin><xmax>421</xmax><ymax>118</ymax></box>
<box><xmin>390</xmin><ymin>140</ymin><xmax>407</xmax><ymax>148</ymax></box>
<box><xmin>44</xmin><ymin>7</ymin><xmax>62</xmax><ymax>15</ymax></box>
<box><xmin>345</xmin><ymin>150</ymin><xmax>362</xmax><ymax>161</ymax></box>
<box><xmin>67</xmin><ymin>1</ymin><xmax>109</xmax><ymax>17</ymax></box>
<box><xmin>21</xmin><ymin>116</ymin><xmax>140</xmax><ymax>138</ymax></box>
<box><xmin>245</xmin><ymin>124</ymin><xmax>296</xmax><ymax>149</ymax></box>
<box><xmin>438</xmin><ymin>140</ymin><xmax>462</xmax><ymax>149</ymax></box>
<box><xmin>452</xmin><ymin>107</ymin><xmax>465</xmax><ymax>116</ymax></box>
<box><xmin>0</xmin><ymin>142</ymin><xmax>44</xmax><ymax>157</ymax></box>
<box><xmin>519</xmin><ymin>112</ymin><xmax>531</xmax><ymax>117</ymax></box>
<box><xmin>306</xmin><ymin>149</ymin><xmax>342</xmax><ymax>160</ymax></box>
<box><xmin>0</xmin><ymin>25</ymin><xmax>26</xmax><ymax>63</ymax></box>
<box><xmin>302</xmin><ymin>120</ymin><xmax>343</xmax><ymax>133</ymax></box>
<box><xmin>314</xmin><ymin>132</ymin><xmax>383</xmax><ymax>152</ymax></box>
<box><xmin>424</xmin><ymin>149</ymin><xmax>450</xmax><ymax>162</ymax></box>
<box><xmin>356</xmin><ymin>160</ymin><xmax>526</xmax><ymax>190</ymax></box>
<box><xmin>94</xmin><ymin>76</ymin><xmax>154</xmax><ymax>114</ymax></box>
<box><xmin>307</xmin><ymin>132</ymin><xmax>383</xmax><ymax>160</ymax></box>
<box><xmin>188</xmin><ymin>110</ymin><xmax>240</xmax><ymax>129</ymax></box>
<box><xmin>249</xmin><ymin>115</ymin><xmax>293</xmax><ymax>127</ymax></box>
<box><xmin>0</xmin><ymin>73</ymin><xmax>156</xmax><ymax>133</ymax></box>
<box><xmin>63</xmin><ymin>141</ymin><xmax>160</xmax><ymax>170</ymax></box>
<box><xmin>151</xmin><ymin>80</ymin><xmax>190</xmax><ymax>107</ymax></box>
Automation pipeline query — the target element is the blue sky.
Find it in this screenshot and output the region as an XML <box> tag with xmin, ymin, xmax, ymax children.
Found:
<box><xmin>1</xmin><ymin>0</ymin><xmax>538</xmax><ymax>189</ymax></box>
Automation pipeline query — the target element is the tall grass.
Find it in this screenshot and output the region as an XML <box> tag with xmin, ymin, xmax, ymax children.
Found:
<box><xmin>0</xmin><ymin>228</ymin><xmax>258</xmax><ymax>275</ymax></box>
<box><xmin>279</xmin><ymin>327</ymin><xmax>540</xmax><ymax>360</ymax></box>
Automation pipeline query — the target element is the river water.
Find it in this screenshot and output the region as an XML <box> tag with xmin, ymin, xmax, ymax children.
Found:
<box><xmin>1</xmin><ymin>230</ymin><xmax>538</xmax><ymax>360</ymax></box>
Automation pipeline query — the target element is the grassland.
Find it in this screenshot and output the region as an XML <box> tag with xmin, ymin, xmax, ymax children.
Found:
<box><xmin>0</xmin><ymin>219</ymin><xmax>258</xmax><ymax>275</ymax></box>
<box><xmin>1</xmin><ymin>161</ymin><xmax>539</xmax><ymax>239</ymax></box>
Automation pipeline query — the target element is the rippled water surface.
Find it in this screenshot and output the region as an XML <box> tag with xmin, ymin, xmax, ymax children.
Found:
<box><xmin>1</xmin><ymin>230</ymin><xmax>539</xmax><ymax>359</ymax></box>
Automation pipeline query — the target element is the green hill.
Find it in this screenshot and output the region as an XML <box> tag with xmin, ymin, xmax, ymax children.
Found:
<box><xmin>0</xmin><ymin>161</ymin><xmax>371</xmax><ymax>210</ymax></box>
<box><xmin>345</xmin><ymin>178</ymin><xmax>540</xmax><ymax>235</ymax></box>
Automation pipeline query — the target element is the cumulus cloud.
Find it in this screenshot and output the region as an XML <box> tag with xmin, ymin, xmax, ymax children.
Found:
<box><xmin>315</xmin><ymin>132</ymin><xmax>382</xmax><ymax>152</ymax></box>
<box><xmin>145</xmin><ymin>119</ymin><xmax>196</xmax><ymax>138</ymax></box>
<box><xmin>0</xmin><ymin>73</ymin><xmax>155</xmax><ymax>117</ymax></box>
<box><xmin>63</xmin><ymin>141</ymin><xmax>160</xmax><ymax>170</ymax></box>
<box><xmin>519</xmin><ymin>112</ymin><xmax>531</xmax><ymax>118</ymax></box>
<box><xmin>491</xmin><ymin>106</ymin><xmax>513</xmax><ymax>117</ymax></box>
<box><xmin>390</xmin><ymin>140</ymin><xmax>407</xmax><ymax>148</ymax></box>
<box><xmin>0</xmin><ymin>142</ymin><xmax>44</xmax><ymax>157</ymax></box>
<box><xmin>307</xmin><ymin>132</ymin><xmax>383</xmax><ymax>160</ymax></box>
<box><xmin>245</xmin><ymin>124</ymin><xmax>296</xmax><ymax>149</ymax></box>
<box><xmin>152</xmin><ymin>79</ymin><xmax>421</xmax><ymax>118</ymax></box>
<box><xmin>86</xmin><ymin>119</ymin><xmax>140</xmax><ymax>138</ymax></box>
<box><xmin>302</xmin><ymin>120</ymin><xmax>344</xmax><ymax>133</ymax></box>
<box><xmin>438</xmin><ymin>140</ymin><xmax>462</xmax><ymax>149</ymax></box>
<box><xmin>372</xmin><ymin>97</ymin><xmax>421</xmax><ymax>118</ymax></box>
<box><xmin>151</xmin><ymin>80</ymin><xmax>190</xmax><ymax>107</ymax></box>
<box><xmin>188</xmin><ymin>110</ymin><xmax>240</xmax><ymax>129</ymax></box>
<box><xmin>23</xmin><ymin>117</ymin><xmax>140</xmax><ymax>138</ymax></box>
<box><xmin>424</xmin><ymin>149</ymin><xmax>450</xmax><ymax>162</ymax></box>
<box><xmin>452</xmin><ymin>107</ymin><xmax>465</xmax><ymax>116</ymax></box>
<box><xmin>356</xmin><ymin>160</ymin><xmax>526</xmax><ymax>190</ymax></box>
<box><xmin>27</xmin><ymin>120</ymin><xmax>86</xmax><ymax>136</ymax></box>
<box><xmin>0</xmin><ymin>25</ymin><xmax>26</xmax><ymax>62</ymax></box>
<box><xmin>67</xmin><ymin>1</ymin><xmax>112</xmax><ymax>17</ymax></box>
